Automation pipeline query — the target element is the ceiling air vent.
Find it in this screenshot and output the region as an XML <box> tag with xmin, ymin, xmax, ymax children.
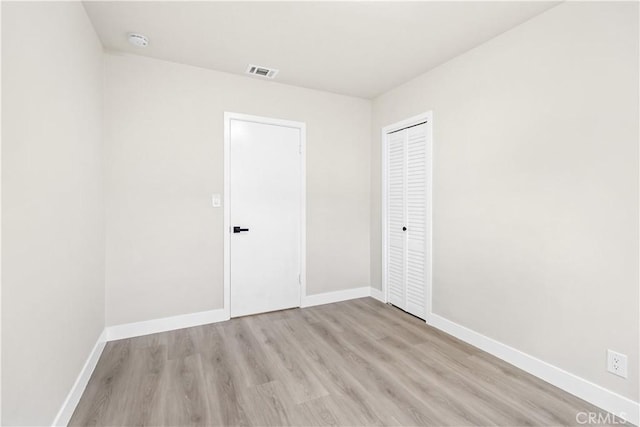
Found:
<box><xmin>246</xmin><ymin>64</ymin><xmax>279</xmax><ymax>79</ymax></box>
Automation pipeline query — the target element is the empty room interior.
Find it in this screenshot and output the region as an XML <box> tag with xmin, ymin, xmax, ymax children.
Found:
<box><xmin>1</xmin><ymin>1</ymin><xmax>639</xmax><ymax>426</ymax></box>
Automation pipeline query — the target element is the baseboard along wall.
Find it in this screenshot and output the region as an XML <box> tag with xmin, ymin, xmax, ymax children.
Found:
<box><xmin>52</xmin><ymin>286</ymin><xmax>639</xmax><ymax>426</ymax></box>
<box><xmin>105</xmin><ymin>308</ymin><xmax>229</xmax><ymax>342</ymax></box>
<box><xmin>52</xmin><ymin>330</ymin><xmax>107</xmax><ymax>427</ymax></box>
<box><xmin>301</xmin><ymin>286</ymin><xmax>371</xmax><ymax>307</ymax></box>
<box><xmin>427</xmin><ymin>313</ymin><xmax>639</xmax><ymax>426</ymax></box>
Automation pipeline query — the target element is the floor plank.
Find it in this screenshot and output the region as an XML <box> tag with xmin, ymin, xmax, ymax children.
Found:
<box><xmin>70</xmin><ymin>298</ymin><xmax>621</xmax><ymax>426</ymax></box>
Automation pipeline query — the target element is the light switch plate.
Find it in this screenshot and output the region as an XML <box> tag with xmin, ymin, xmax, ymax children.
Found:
<box><xmin>212</xmin><ymin>193</ymin><xmax>221</xmax><ymax>208</ymax></box>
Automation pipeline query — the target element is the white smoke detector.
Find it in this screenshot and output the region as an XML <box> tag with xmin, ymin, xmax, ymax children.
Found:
<box><xmin>127</xmin><ymin>33</ymin><xmax>149</xmax><ymax>48</ymax></box>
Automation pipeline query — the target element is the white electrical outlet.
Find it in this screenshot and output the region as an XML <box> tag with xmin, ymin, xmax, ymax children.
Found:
<box><xmin>212</xmin><ymin>193</ymin><xmax>221</xmax><ymax>208</ymax></box>
<box><xmin>607</xmin><ymin>349</ymin><xmax>628</xmax><ymax>378</ymax></box>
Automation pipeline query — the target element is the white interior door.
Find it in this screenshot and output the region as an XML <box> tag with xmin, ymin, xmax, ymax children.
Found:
<box><xmin>229</xmin><ymin>118</ymin><xmax>302</xmax><ymax>317</ymax></box>
<box><xmin>384</xmin><ymin>120</ymin><xmax>430</xmax><ymax>320</ymax></box>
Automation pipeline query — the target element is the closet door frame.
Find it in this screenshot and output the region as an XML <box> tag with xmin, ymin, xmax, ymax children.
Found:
<box><xmin>381</xmin><ymin>111</ymin><xmax>433</xmax><ymax>320</ymax></box>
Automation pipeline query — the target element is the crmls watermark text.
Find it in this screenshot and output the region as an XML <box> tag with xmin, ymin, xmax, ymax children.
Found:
<box><xmin>576</xmin><ymin>411</ymin><xmax>627</xmax><ymax>425</ymax></box>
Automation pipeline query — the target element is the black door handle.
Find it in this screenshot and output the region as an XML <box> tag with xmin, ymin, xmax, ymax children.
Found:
<box><xmin>402</xmin><ymin>226</ymin><xmax>407</xmax><ymax>231</ymax></box>
<box><xmin>233</xmin><ymin>226</ymin><xmax>249</xmax><ymax>233</ymax></box>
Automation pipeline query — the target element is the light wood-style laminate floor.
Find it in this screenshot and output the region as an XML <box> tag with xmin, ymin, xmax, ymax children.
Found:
<box><xmin>71</xmin><ymin>298</ymin><xmax>619</xmax><ymax>426</ymax></box>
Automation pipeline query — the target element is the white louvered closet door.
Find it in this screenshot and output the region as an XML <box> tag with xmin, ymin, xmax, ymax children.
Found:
<box><xmin>386</xmin><ymin>130</ymin><xmax>406</xmax><ymax>309</ymax></box>
<box><xmin>385</xmin><ymin>122</ymin><xmax>429</xmax><ymax>320</ymax></box>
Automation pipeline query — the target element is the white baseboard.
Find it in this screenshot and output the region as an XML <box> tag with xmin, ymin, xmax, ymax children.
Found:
<box><xmin>369</xmin><ymin>286</ymin><xmax>385</xmax><ymax>303</ymax></box>
<box><xmin>106</xmin><ymin>286</ymin><xmax>376</xmax><ymax>341</ymax></box>
<box><xmin>301</xmin><ymin>286</ymin><xmax>371</xmax><ymax>308</ymax></box>
<box><xmin>52</xmin><ymin>329</ymin><xmax>107</xmax><ymax>427</ymax></box>
<box><xmin>428</xmin><ymin>313</ymin><xmax>640</xmax><ymax>426</ymax></box>
<box><xmin>54</xmin><ymin>295</ymin><xmax>637</xmax><ymax>426</ymax></box>
<box><xmin>105</xmin><ymin>308</ymin><xmax>229</xmax><ymax>341</ymax></box>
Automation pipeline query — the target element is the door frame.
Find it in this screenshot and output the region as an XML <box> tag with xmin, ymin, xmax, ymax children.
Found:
<box><xmin>381</xmin><ymin>111</ymin><xmax>433</xmax><ymax>320</ymax></box>
<box><xmin>223</xmin><ymin>112</ymin><xmax>307</xmax><ymax>319</ymax></box>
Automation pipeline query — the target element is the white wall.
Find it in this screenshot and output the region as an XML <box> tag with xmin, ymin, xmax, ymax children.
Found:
<box><xmin>372</xmin><ymin>2</ymin><xmax>639</xmax><ymax>401</ymax></box>
<box><xmin>1</xmin><ymin>2</ymin><xmax>105</xmax><ymax>425</ymax></box>
<box><xmin>104</xmin><ymin>53</ymin><xmax>371</xmax><ymax>326</ymax></box>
